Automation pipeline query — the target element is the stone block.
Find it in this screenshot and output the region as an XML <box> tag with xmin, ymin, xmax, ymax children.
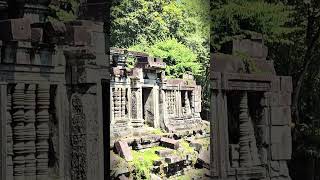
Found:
<box><xmin>190</xmin><ymin>140</ymin><xmax>202</xmax><ymax>152</ymax></box>
<box><xmin>160</xmin><ymin>137</ymin><xmax>179</xmax><ymax>149</ymax></box>
<box><xmin>66</xmin><ymin>24</ymin><xmax>91</xmax><ymax>46</ymax></box>
<box><xmin>114</xmin><ymin>141</ymin><xmax>133</xmax><ymax>162</ymax></box>
<box><xmin>270</xmin><ymin>93</ymin><xmax>292</xmax><ymax>106</ymax></box>
<box><xmin>211</xmin><ymin>53</ymin><xmax>245</xmax><ymax>73</ymax></box>
<box><xmin>155</xmin><ymin>149</ymin><xmax>173</xmax><ymax>157</ymax></box>
<box><xmin>280</xmin><ymin>76</ymin><xmax>292</xmax><ymax>92</ymax></box>
<box><xmin>43</xmin><ymin>21</ymin><xmax>66</xmax><ymax>44</ymax></box>
<box><xmin>0</xmin><ymin>18</ymin><xmax>31</xmax><ymax>41</ymax></box>
<box><xmin>150</xmin><ymin>173</ymin><xmax>162</xmax><ymax>180</ymax></box>
<box><xmin>271</xmin><ymin>106</ymin><xmax>291</xmax><ymax>126</ymax></box>
<box><xmin>271</xmin><ymin>77</ymin><xmax>281</xmax><ymax>92</ymax></box>
<box><xmin>31</xmin><ymin>27</ymin><xmax>43</xmax><ymax>43</ymax></box>
<box><xmin>165</xmin><ymin>155</ymin><xmax>180</xmax><ymax>164</ymax></box>
<box><xmin>197</xmin><ymin>149</ymin><xmax>210</xmax><ymax>169</ymax></box>
<box><xmin>271</xmin><ymin>126</ymin><xmax>292</xmax><ymax>160</ymax></box>
<box><xmin>153</xmin><ymin>160</ymin><xmax>162</xmax><ymax>166</ymax></box>
<box><xmin>228</xmin><ymin>38</ymin><xmax>268</xmax><ymax>59</ymax></box>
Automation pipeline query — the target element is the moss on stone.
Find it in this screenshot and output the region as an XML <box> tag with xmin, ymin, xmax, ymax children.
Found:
<box><xmin>130</xmin><ymin>146</ymin><xmax>165</xmax><ymax>179</ymax></box>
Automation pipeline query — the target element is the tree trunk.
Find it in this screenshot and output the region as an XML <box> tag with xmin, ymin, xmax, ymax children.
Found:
<box><xmin>292</xmin><ymin>27</ymin><xmax>320</xmax><ymax>125</ymax></box>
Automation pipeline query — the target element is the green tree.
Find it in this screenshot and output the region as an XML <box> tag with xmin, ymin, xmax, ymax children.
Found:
<box><xmin>129</xmin><ymin>38</ymin><xmax>202</xmax><ymax>78</ymax></box>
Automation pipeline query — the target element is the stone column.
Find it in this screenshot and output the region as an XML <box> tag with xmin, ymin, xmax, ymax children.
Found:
<box><xmin>239</xmin><ymin>92</ymin><xmax>260</xmax><ymax>167</ymax></box>
<box><xmin>12</xmin><ymin>83</ymin><xmax>25</xmax><ymax>180</ymax></box>
<box><xmin>35</xmin><ymin>84</ymin><xmax>50</xmax><ymax>180</ymax></box>
<box><xmin>110</xmin><ymin>87</ymin><xmax>114</xmax><ymax>123</ymax></box>
<box><xmin>0</xmin><ymin>83</ymin><xmax>9</xmax><ymax>180</ymax></box>
<box><xmin>7</xmin><ymin>85</ymin><xmax>13</xmax><ymax>180</ymax></box>
<box><xmin>113</xmin><ymin>88</ymin><xmax>120</xmax><ymax>120</ymax></box>
<box><xmin>120</xmin><ymin>88</ymin><xmax>126</xmax><ymax>118</ymax></box>
<box><xmin>184</xmin><ymin>91</ymin><xmax>191</xmax><ymax>115</ymax></box>
<box><xmin>210</xmin><ymin>90</ymin><xmax>229</xmax><ymax>179</ymax></box>
<box><xmin>153</xmin><ymin>86</ymin><xmax>160</xmax><ymax>128</ymax></box>
<box><xmin>24</xmin><ymin>84</ymin><xmax>36</xmax><ymax>180</ymax></box>
<box><xmin>239</xmin><ymin>92</ymin><xmax>251</xmax><ymax>167</ymax></box>
<box><xmin>176</xmin><ymin>90</ymin><xmax>182</xmax><ymax>117</ymax></box>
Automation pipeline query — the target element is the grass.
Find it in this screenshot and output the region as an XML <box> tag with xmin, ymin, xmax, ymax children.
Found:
<box><xmin>197</xmin><ymin>137</ymin><xmax>210</xmax><ymax>150</ymax></box>
<box><xmin>172</xmin><ymin>140</ymin><xmax>198</xmax><ymax>165</ymax></box>
<box><xmin>150</xmin><ymin>128</ymin><xmax>164</xmax><ymax>135</ymax></box>
<box><xmin>130</xmin><ymin>146</ymin><xmax>165</xmax><ymax>179</ymax></box>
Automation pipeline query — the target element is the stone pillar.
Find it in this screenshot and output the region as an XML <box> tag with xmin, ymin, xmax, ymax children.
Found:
<box><xmin>239</xmin><ymin>92</ymin><xmax>251</xmax><ymax>167</ymax></box>
<box><xmin>184</xmin><ymin>91</ymin><xmax>191</xmax><ymax>115</ymax></box>
<box><xmin>239</xmin><ymin>92</ymin><xmax>260</xmax><ymax>168</ymax></box>
<box><xmin>210</xmin><ymin>91</ymin><xmax>229</xmax><ymax>179</ymax></box>
<box><xmin>153</xmin><ymin>86</ymin><xmax>160</xmax><ymax>128</ymax></box>
<box><xmin>24</xmin><ymin>84</ymin><xmax>36</xmax><ymax>180</ymax></box>
<box><xmin>137</xmin><ymin>88</ymin><xmax>143</xmax><ymax>120</ymax></box>
<box><xmin>35</xmin><ymin>84</ymin><xmax>50</xmax><ymax>180</ymax></box>
<box><xmin>120</xmin><ymin>88</ymin><xmax>126</xmax><ymax>118</ymax></box>
<box><xmin>12</xmin><ymin>83</ymin><xmax>25</xmax><ymax>180</ymax></box>
<box><xmin>7</xmin><ymin>85</ymin><xmax>13</xmax><ymax>180</ymax></box>
<box><xmin>176</xmin><ymin>90</ymin><xmax>182</xmax><ymax>117</ymax></box>
<box><xmin>0</xmin><ymin>83</ymin><xmax>8</xmax><ymax>180</ymax></box>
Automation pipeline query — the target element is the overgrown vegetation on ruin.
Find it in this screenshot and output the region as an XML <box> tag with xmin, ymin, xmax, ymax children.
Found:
<box><xmin>52</xmin><ymin>0</ymin><xmax>320</xmax><ymax>179</ymax></box>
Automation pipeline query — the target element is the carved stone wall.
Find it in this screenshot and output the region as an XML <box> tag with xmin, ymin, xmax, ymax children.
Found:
<box><xmin>210</xmin><ymin>37</ymin><xmax>292</xmax><ymax>180</ymax></box>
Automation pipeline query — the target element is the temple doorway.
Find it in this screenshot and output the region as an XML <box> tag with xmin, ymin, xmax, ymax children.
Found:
<box><xmin>142</xmin><ymin>87</ymin><xmax>155</xmax><ymax>127</ymax></box>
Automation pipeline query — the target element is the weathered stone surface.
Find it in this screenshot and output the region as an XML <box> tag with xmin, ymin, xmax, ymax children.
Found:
<box><xmin>65</xmin><ymin>22</ymin><xmax>91</xmax><ymax>46</ymax></box>
<box><xmin>190</xmin><ymin>140</ymin><xmax>202</xmax><ymax>152</ymax></box>
<box><xmin>155</xmin><ymin>149</ymin><xmax>173</xmax><ymax>157</ymax></box>
<box><xmin>150</xmin><ymin>173</ymin><xmax>162</xmax><ymax>180</ymax></box>
<box><xmin>114</xmin><ymin>141</ymin><xmax>133</xmax><ymax>162</ymax></box>
<box><xmin>0</xmin><ymin>18</ymin><xmax>31</xmax><ymax>41</ymax></box>
<box><xmin>197</xmin><ymin>149</ymin><xmax>210</xmax><ymax>169</ymax></box>
<box><xmin>160</xmin><ymin>137</ymin><xmax>179</xmax><ymax>150</ymax></box>
<box><xmin>210</xmin><ymin>37</ymin><xmax>292</xmax><ymax>180</ymax></box>
<box><xmin>153</xmin><ymin>160</ymin><xmax>162</xmax><ymax>166</ymax></box>
<box><xmin>271</xmin><ymin>126</ymin><xmax>292</xmax><ymax>160</ymax></box>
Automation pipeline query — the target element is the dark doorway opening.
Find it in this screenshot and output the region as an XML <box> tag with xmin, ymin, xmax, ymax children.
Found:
<box><xmin>142</xmin><ymin>87</ymin><xmax>153</xmax><ymax>126</ymax></box>
<box><xmin>101</xmin><ymin>79</ymin><xmax>110</xmax><ymax>180</ymax></box>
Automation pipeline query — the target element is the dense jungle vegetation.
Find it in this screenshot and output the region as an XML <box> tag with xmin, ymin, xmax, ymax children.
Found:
<box><xmin>51</xmin><ymin>0</ymin><xmax>320</xmax><ymax>179</ymax></box>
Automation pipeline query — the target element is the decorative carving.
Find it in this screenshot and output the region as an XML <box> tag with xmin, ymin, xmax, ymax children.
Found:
<box><xmin>121</xmin><ymin>88</ymin><xmax>126</xmax><ymax>118</ymax></box>
<box><xmin>7</xmin><ymin>85</ymin><xmax>13</xmax><ymax>180</ymax></box>
<box><xmin>113</xmin><ymin>88</ymin><xmax>121</xmax><ymax>119</ymax></box>
<box><xmin>70</xmin><ymin>94</ymin><xmax>87</xmax><ymax>180</ymax></box>
<box><xmin>36</xmin><ymin>84</ymin><xmax>50</xmax><ymax>179</ymax></box>
<box><xmin>12</xmin><ymin>83</ymin><xmax>25</xmax><ymax>178</ymax></box>
<box><xmin>131</xmin><ymin>89</ymin><xmax>137</xmax><ymax>119</ymax></box>
<box><xmin>24</xmin><ymin>84</ymin><xmax>36</xmax><ymax>178</ymax></box>
<box><xmin>239</xmin><ymin>92</ymin><xmax>260</xmax><ymax>167</ymax></box>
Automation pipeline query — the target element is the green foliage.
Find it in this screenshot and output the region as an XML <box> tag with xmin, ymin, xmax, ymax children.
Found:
<box><xmin>173</xmin><ymin>140</ymin><xmax>198</xmax><ymax>165</ymax></box>
<box><xmin>126</xmin><ymin>56</ymin><xmax>137</xmax><ymax>69</ymax></box>
<box><xmin>211</xmin><ymin>0</ymin><xmax>294</xmax><ymax>50</ymax></box>
<box><xmin>150</xmin><ymin>128</ymin><xmax>164</xmax><ymax>135</ymax></box>
<box><xmin>130</xmin><ymin>39</ymin><xmax>202</xmax><ymax>78</ymax></box>
<box><xmin>130</xmin><ymin>146</ymin><xmax>164</xmax><ymax>180</ymax></box>
<box><xmin>48</xmin><ymin>0</ymin><xmax>79</xmax><ymax>21</ymax></box>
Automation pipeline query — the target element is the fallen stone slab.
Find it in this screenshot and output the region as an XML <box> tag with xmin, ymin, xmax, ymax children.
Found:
<box><xmin>160</xmin><ymin>137</ymin><xmax>179</xmax><ymax>149</ymax></box>
<box><xmin>114</xmin><ymin>141</ymin><xmax>133</xmax><ymax>162</ymax></box>
<box><xmin>197</xmin><ymin>149</ymin><xmax>210</xmax><ymax>169</ymax></box>
<box><xmin>153</xmin><ymin>160</ymin><xmax>162</xmax><ymax>166</ymax></box>
<box><xmin>155</xmin><ymin>149</ymin><xmax>173</xmax><ymax>157</ymax></box>
<box><xmin>165</xmin><ymin>155</ymin><xmax>181</xmax><ymax>164</ymax></box>
<box><xmin>150</xmin><ymin>173</ymin><xmax>162</xmax><ymax>180</ymax></box>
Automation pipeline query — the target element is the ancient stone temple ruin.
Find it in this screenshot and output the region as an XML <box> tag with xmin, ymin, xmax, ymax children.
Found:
<box><xmin>210</xmin><ymin>36</ymin><xmax>292</xmax><ymax>180</ymax></box>
<box><xmin>0</xmin><ymin>0</ymin><xmax>108</xmax><ymax>180</ymax></box>
<box><xmin>110</xmin><ymin>48</ymin><xmax>204</xmax><ymax>142</ymax></box>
